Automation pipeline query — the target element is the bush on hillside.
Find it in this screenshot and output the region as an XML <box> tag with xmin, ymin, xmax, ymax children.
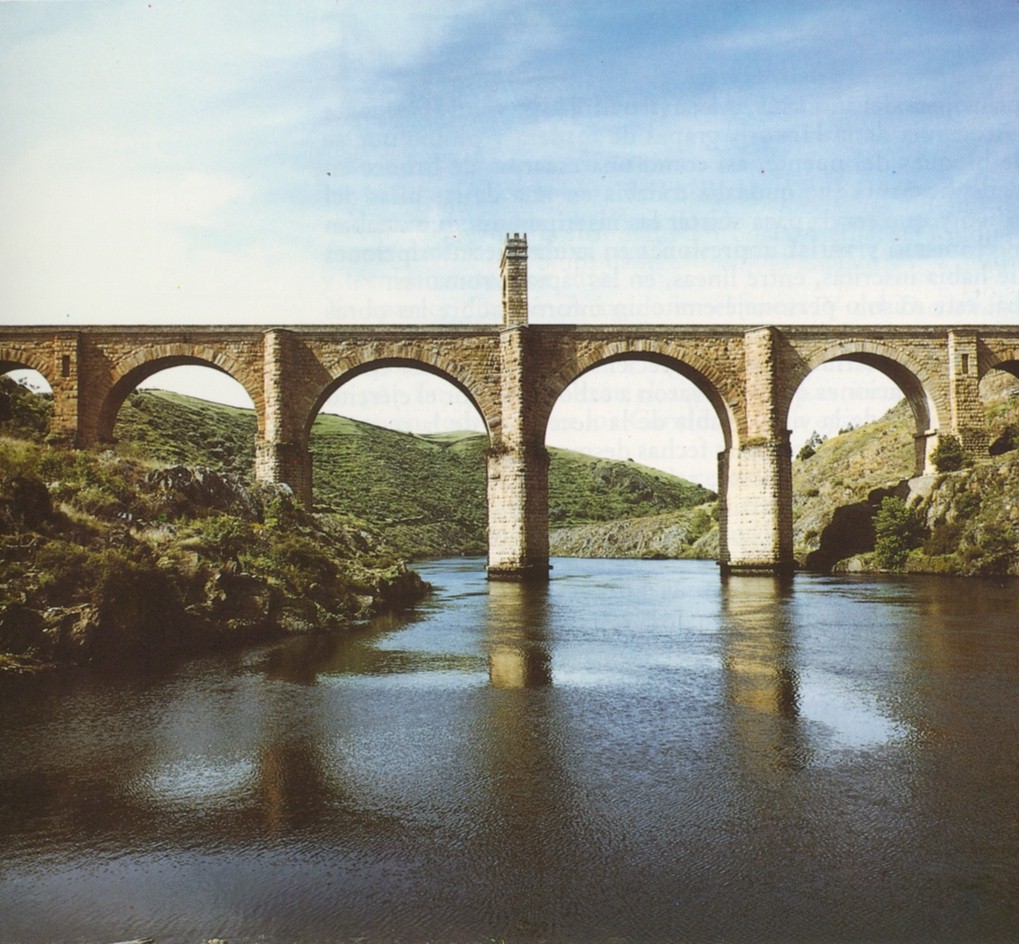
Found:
<box><xmin>873</xmin><ymin>496</ymin><xmax>927</xmax><ymax>570</ymax></box>
<box><xmin>931</xmin><ymin>434</ymin><xmax>966</xmax><ymax>473</ymax></box>
<box><xmin>796</xmin><ymin>431</ymin><xmax>826</xmax><ymax>461</ymax></box>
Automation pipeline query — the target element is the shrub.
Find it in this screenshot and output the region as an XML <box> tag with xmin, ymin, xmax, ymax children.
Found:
<box><xmin>932</xmin><ymin>434</ymin><xmax>966</xmax><ymax>473</ymax></box>
<box><xmin>955</xmin><ymin>489</ymin><xmax>981</xmax><ymax>518</ymax></box>
<box><xmin>924</xmin><ymin>520</ymin><xmax>963</xmax><ymax>557</ymax></box>
<box><xmin>243</xmin><ymin>531</ymin><xmax>339</xmax><ymax>596</ymax></box>
<box><xmin>970</xmin><ymin>521</ymin><xmax>1016</xmax><ymax>576</ymax></box>
<box><xmin>874</xmin><ymin>496</ymin><xmax>927</xmax><ymax>570</ymax></box>
<box><xmin>0</xmin><ymin>473</ymin><xmax>51</xmax><ymax>532</ymax></box>
<box><xmin>88</xmin><ymin>547</ymin><xmax>182</xmax><ymax>653</ymax></box>
<box><xmin>687</xmin><ymin>507</ymin><xmax>714</xmax><ymax>542</ymax></box>
<box><xmin>183</xmin><ymin>513</ymin><xmax>252</xmax><ymax>557</ymax></box>
<box><xmin>797</xmin><ymin>431</ymin><xmax>826</xmax><ymax>461</ymax></box>
<box><xmin>35</xmin><ymin>541</ymin><xmax>92</xmax><ymax>604</ymax></box>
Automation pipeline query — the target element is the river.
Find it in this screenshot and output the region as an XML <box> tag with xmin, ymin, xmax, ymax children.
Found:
<box><xmin>1</xmin><ymin>558</ymin><xmax>1018</xmax><ymax>943</ymax></box>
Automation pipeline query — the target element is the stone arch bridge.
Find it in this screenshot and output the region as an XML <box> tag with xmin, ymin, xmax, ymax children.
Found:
<box><xmin>3</xmin><ymin>235</ymin><xmax>1019</xmax><ymax>579</ymax></box>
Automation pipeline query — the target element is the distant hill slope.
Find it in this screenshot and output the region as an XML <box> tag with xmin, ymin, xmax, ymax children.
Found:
<box><xmin>115</xmin><ymin>390</ymin><xmax>714</xmax><ymax>558</ymax></box>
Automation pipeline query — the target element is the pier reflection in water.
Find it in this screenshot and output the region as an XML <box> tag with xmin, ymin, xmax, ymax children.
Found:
<box><xmin>721</xmin><ymin>573</ymin><xmax>805</xmax><ymax>769</ymax></box>
<box><xmin>1</xmin><ymin>558</ymin><xmax>1018</xmax><ymax>943</ymax></box>
<box><xmin>485</xmin><ymin>579</ymin><xmax>553</xmax><ymax>689</ymax></box>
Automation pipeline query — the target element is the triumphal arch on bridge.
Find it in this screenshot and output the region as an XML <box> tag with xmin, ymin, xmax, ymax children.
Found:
<box><xmin>3</xmin><ymin>234</ymin><xmax>1019</xmax><ymax>579</ymax></box>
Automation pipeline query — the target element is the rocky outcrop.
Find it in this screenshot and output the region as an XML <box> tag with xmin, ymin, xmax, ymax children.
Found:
<box><xmin>801</xmin><ymin>480</ymin><xmax>934</xmax><ymax>572</ymax></box>
<box><xmin>0</xmin><ymin>450</ymin><xmax>428</xmax><ymax>672</ymax></box>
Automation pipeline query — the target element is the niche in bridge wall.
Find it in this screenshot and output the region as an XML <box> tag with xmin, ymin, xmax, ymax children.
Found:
<box><xmin>0</xmin><ymin>368</ymin><xmax>52</xmax><ymax>439</ymax></box>
<box><xmin>114</xmin><ymin>366</ymin><xmax>257</xmax><ymax>480</ymax></box>
<box><xmin>311</xmin><ymin>367</ymin><xmax>489</xmax><ymax>556</ymax></box>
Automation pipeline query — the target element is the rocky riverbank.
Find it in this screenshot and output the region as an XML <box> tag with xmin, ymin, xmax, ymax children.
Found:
<box><xmin>0</xmin><ymin>440</ymin><xmax>427</xmax><ymax>672</ymax></box>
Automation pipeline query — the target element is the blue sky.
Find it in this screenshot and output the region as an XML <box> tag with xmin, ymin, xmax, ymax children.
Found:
<box><xmin>2</xmin><ymin>2</ymin><xmax>1017</xmax><ymax>484</ymax></box>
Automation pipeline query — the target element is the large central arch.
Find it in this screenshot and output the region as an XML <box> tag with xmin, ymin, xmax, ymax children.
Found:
<box><xmin>537</xmin><ymin>346</ymin><xmax>739</xmax><ymax>455</ymax></box>
<box><xmin>532</xmin><ymin>343</ymin><xmax>740</xmax><ymax>566</ymax></box>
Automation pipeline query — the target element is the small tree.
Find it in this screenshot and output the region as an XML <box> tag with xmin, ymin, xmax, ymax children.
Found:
<box><xmin>873</xmin><ymin>496</ymin><xmax>926</xmax><ymax>570</ymax></box>
<box><xmin>931</xmin><ymin>434</ymin><xmax>966</xmax><ymax>473</ymax></box>
<box><xmin>797</xmin><ymin>430</ymin><xmax>826</xmax><ymax>461</ymax></box>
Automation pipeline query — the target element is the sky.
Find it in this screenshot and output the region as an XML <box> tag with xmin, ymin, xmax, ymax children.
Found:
<box><xmin>2</xmin><ymin>1</ymin><xmax>1017</xmax><ymax>487</ymax></box>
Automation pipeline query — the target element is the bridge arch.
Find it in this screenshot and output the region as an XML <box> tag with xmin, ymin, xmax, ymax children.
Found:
<box><xmin>781</xmin><ymin>340</ymin><xmax>944</xmax><ymax>475</ymax></box>
<box><xmin>305</xmin><ymin>354</ymin><xmax>498</xmax><ymax>441</ymax></box>
<box><xmin>978</xmin><ymin>341</ymin><xmax>1019</xmax><ymax>382</ymax></box>
<box><xmin>1</xmin><ymin>347</ymin><xmax>54</xmax><ymax>385</ymax></box>
<box><xmin>538</xmin><ymin>344</ymin><xmax>739</xmax><ymax>454</ymax></box>
<box><xmin>95</xmin><ymin>346</ymin><xmax>263</xmax><ymax>443</ymax></box>
<box><xmin>0</xmin><ymin>356</ymin><xmax>53</xmax><ymax>438</ymax></box>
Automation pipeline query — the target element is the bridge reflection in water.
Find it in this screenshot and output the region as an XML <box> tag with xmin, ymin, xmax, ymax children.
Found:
<box><xmin>720</xmin><ymin>573</ymin><xmax>806</xmax><ymax>771</ymax></box>
<box><xmin>2</xmin><ymin>559</ymin><xmax>1019</xmax><ymax>943</ymax></box>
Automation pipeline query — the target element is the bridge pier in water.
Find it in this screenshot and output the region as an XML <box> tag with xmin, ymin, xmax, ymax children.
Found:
<box><xmin>719</xmin><ymin>325</ymin><xmax>795</xmax><ymax>575</ymax></box>
<box><xmin>486</xmin><ymin>442</ymin><xmax>551</xmax><ymax>581</ymax></box>
<box><xmin>718</xmin><ymin>439</ymin><xmax>794</xmax><ymax>576</ymax></box>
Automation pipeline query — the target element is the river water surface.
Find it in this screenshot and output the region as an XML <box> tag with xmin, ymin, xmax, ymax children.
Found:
<box><xmin>1</xmin><ymin>558</ymin><xmax>1018</xmax><ymax>943</ymax></box>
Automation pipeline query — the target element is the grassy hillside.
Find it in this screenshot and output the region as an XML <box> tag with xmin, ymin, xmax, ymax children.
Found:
<box><xmin>547</xmin><ymin>448</ymin><xmax>712</xmax><ymax>524</ymax></box>
<box><xmin>310</xmin><ymin>420</ymin><xmax>488</xmax><ymax>557</ymax></box>
<box><xmin>118</xmin><ymin>390</ymin><xmax>257</xmax><ymax>479</ymax></box>
<box><xmin>112</xmin><ymin>390</ymin><xmax>714</xmax><ymax>558</ymax></box>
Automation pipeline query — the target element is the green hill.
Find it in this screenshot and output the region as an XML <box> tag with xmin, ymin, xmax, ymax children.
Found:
<box><xmin>113</xmin><ymin>390</ymin><xmax>714</xmax><ymax>558</ymax></box>
<box><xmin>117</xmin><ymin>390</ymin><xmax>258</xmax><ymax>479</ymax></box>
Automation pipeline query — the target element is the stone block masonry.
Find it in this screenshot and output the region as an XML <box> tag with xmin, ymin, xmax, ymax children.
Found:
<box><xmin>3</xmin><ymin>236</ymin><xmax>1019</xmax><ymax>579</ymax></box>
